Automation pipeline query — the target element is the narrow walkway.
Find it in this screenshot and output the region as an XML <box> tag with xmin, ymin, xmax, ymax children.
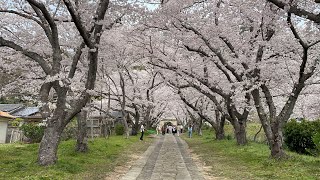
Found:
<box><xmin>121</xmin><ymin>134</ymin><xmax>204</xmax><ymax>180</ymax></box>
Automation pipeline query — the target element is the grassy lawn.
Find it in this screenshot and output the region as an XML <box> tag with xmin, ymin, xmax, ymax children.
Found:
<box><xmin>0</xmin><ymin>135</ymin><xmax>154</xmax><ymax>180</ymax></box>
<box><xmin>183</xmin><ymin>126</ymin><xmax>320</xmax><ymax>180</ymax></box>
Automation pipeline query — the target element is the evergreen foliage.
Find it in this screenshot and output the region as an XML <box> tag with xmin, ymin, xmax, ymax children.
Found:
<box><xmin>115</xmin><ymin>124</ymin><xmax>125</xmax><ymax>135</ymax></box>
<box><xmin>284</xmin><ymin>119</ymin><xmax>320</xmax><ymax>155</ymax></box>
<box><xmin>20</xmin><ymin>123</ymin><xmax>45</xmax><ymax>143</ymax></box>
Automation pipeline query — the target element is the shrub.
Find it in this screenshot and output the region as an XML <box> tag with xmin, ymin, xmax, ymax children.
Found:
<box><xmin>312</xmin><ymin>132</ymin><xmax>320</xmax><ymax>154</ymax></box>
<box><xmin>226</xmin><ymin>134</ymin><xmax>233</xmax><ymax>140</ymax></box>
<box><xmin>284</xmin><ymin>119</ymin><xmax>320</xmax><ymax>155</ymax></box>
<box><xmin>10</xmin><ymin>118</ymin><xmax>23</xmax><ymax>127</ymax></box>
<box><xmin>115</xmin><ymin>124</ymin><xmax>124</xmax><ymax>135</ymax></box>
<box><xmin>145</xmin><ymin>129</ymin><xmax>156</xmax><ymax>135</ymax></box>
<box><xmin>20</xmin><ymin>123</ymin><xmax>45</xmax><ymax>143</ymax></box>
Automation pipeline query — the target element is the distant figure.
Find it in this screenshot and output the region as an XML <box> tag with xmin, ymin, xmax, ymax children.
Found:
<box><xmin>188</xmin><ymin>125</ymin><xmax>192</xmax><ymax>138</ymax></box>
<box><xmin>179</xmin><ymin>124</ymin><xmax>183</xmax><ymax>133</ymax></box>
<box><xmin>168</xmin><ymin>125</ymin><xmax>173</xmax><ymax>134</ymax></box>
<box><xmin>177</xmin><ymin>125</ymin><xmax>181</xmax><ymax>136</ymax></box>
<box><xmin>140</xmin><ymin>124</ymin><xmax>145</xmax><ymax>141</ymax></box>
<box><xmin>172</xmin><ymin>126</ymin><xmax>176</xmax><ymax>135</ymax></box>
<box><xmin>156</xmin><ymin>125</ymin><xmax>161</xmax><ymax>135</ymax></box>
<box><xmin>162</xmin><ymin>126</ymin><xmax>166</xmax><ymax>135</ymax></box>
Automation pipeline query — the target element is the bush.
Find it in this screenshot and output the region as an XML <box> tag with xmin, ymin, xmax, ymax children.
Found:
<box><xmin>10</xmin><ymin>118</ymin><xmax>23</xmax><ymax>127</ymax></box>
<box><xmin>284</xmin><ymin>119</ymin><xmax>320</xmax><ymax>155</ymax></box>
<box><xmin>115</xmin><ymin>124</ymin><xmax>124</xmax><ymax>135</ymax></box>
<box><xmin>312</xmin><ymin>132</ymin><xmax>320</xmax><ymax>153</ymax></box>
<box><xmin>145</xmin><ymin>129</ymin><xmax>156</xmax><ymax>135</ymax></box>
<box><xmin>20</xmin><ymin>123</ymin><xmax>45</xmax><ymax>143</ymax></box>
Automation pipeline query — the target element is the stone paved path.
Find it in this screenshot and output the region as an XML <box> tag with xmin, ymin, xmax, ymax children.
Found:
<box><xmin>121</xmin><ymin>134</ymin><xmax>204</xmax><ymax>180</ymax></box>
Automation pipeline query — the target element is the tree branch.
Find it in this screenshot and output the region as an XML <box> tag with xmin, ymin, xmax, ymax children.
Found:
<box><xmin>180</xmin><ymin>21</ymin><xmax>242</xmax><ymax>81</ymax></box>
<box><xmin>62</xmin><ymin>0</ymin><xmax>93</xmax><ymax>48</ymax></box>
<box><xmin>0</xmin><ymin>37</ymin><xmax>51</xmax><ymax>74</ymax></box>
<box><xmin>266</xmin><ymin>0</ymin><xmax>320</xmax><ymax>24</ymax></box>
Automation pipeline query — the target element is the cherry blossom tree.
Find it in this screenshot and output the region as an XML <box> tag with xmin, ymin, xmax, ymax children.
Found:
<box><xmin>0</xmin><ymin>0</ymin><xmax>122</xmax><ymax>165</ymax></box>
<box><xmin>92</xmin><ymin>26</ymin><xmax>167</xmax><ymax>136</ymax></box>
<box><xmin>248</xmin><ymin>3</ymin><xmax>320</xmax><ymax>158</ymax></box>
<box><xmin>141</xmin><ymin>0</ymin><xmax>259</xmax><ymax>145</ymax></box>
<box><xmin>142</xmin><ymin>0</ymin><xmax>320</xmax><ymax>153</ymax></box>
<box><xmin>1</xmin><ymin>0</ymin><xmax>320</xmax><ymax>164</ymax></box>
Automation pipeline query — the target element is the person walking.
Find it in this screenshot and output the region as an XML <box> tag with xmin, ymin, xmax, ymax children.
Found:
<box><xmin>156</xmin><ymin>125</ymin><xmax>161</xmax><ymax>135</ymax></box>
<box><xmin>188</xmin><ymin>125</ymin><xmax>193</xmax><ymax>138</ymax></box>
<box><xmin>168</xmin><ymin>125</ymin><xmax>173</xmax><ymax>134</ymax></box>
<box><xmin>172</xmin><ymin>126</ymin><xmax>176</xmax><ymax>136</ymax></box>
<box><xmin>140</xmin><ymin>124</ymin><xmax>145</xmax><ymax>141</ymax></box>
<box><xmin>162</xmin><ymin>125</ymin><xmax>166</xmax><ymax>135</ymax></box>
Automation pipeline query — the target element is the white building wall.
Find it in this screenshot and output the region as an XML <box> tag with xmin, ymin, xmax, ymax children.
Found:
<box><xmin>0</xmin><ymin>120</ymin><xmax>8</xmax><ymax>143</ymax></box>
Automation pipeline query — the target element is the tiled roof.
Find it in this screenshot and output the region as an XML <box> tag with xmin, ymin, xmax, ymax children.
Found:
<box><xmin>0</xmin><ymin>104</ymin><xmax>24</xmax><ymax>113</ymax></box>
<box><xmin>12</xmin><ymin>107</ymin><xmax>40</xmax><ymax>117</ymax></box>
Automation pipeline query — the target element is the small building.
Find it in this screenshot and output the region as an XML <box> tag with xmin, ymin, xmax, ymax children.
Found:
<box><xmin>0</xmin><ymin>111</ymin><xmax>16</xmax><ymax>143</ymax></box>
<box><xmin>159</xmin><ymin>118</ymin><xmax>178</xmax><ymax>128</ymax></box>
<box><xmin>0</xmin><ymin>104</ymin><xmax>42</xmax><ymax>143</ymax></box>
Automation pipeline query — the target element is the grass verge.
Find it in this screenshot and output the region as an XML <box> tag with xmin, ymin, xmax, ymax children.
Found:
<box><xmin>183</xmin><ymin>129</ymin><xmax>320</xmax><ymax>180</ymax></box>
<box><xmin>0</xmin><ymin>135</ymin><xmax>154</xmax><ymax>180</ymax></box>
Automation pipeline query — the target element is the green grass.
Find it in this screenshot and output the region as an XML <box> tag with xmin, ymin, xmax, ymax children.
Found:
<box><xmin>0</xmin><ymin>135</ymin><xmax>154</xmax><ymax>180</ymax></box>
<box><xmin>183</xmin><ymin>128</ymin><xmax>320</xmax><ymax>180</ymax></box>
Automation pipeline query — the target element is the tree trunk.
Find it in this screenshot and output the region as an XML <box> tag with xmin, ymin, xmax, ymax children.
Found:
<box><xmin>197</xmin><ymin>119</ymin><xmax>202</xmax><ymax>136</ymax></box>
<box><xmin>215</xmin><ymin>115</ymin><xmax>225</xmax><ymax>140</ymax></box>
<box><xmin>38</xmin><ymin>123</ymin><xmax>63</xmax><ymax>166</ymax></box>
<box><xmin>123</xmin><ymin>117</ymin><xmax>130</xmax><ymax>138</ymax></box>
<box><xmin>251</xmin><ymin>88</ymin><xmax>287</xmax><ymax>158</ymax></box>
<box><xmin>144</xmin><ymin>108</ymin><xmax>152</xmax><ymax>129</ymax></box>
<box><xmin>270</xmin><ymin>137</ymin><xmax>286</xmax><ymax>158</ymax></box>
<box><xmin>234</xmin><ymin>120</ymin><xmax>247</xmax><ymax>145</ymax></box>
<box><xmin>101</xmin><ymin>121</ymin><xmax>107</xmax><ymax>137</ymax></box>
<box><xmin>216</xmin><ymin>129</ymin><xmax>225</xmax><ymax>140</ymax></box>
<box><xmin>270</xmin><ymin>121</ymin><xmax>286</xmax><ymax>158</ymax></box>
<box><xmin>75</xmin><ymin>110</ymin><xmax>88</xmax><ymax>152</ymax></box>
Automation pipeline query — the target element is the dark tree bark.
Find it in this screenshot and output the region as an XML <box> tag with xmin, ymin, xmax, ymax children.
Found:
<box><xmin>197</xmin><ymin>119</ymin><xmax>203</xmax><ymax>136</ymax></box>
<box><xmin>38</xmin><ymin>122</ymin><xmax>64</xmax><ymax>165</ymax></box>
<box><xmin>38</xmin><ymin>89</ymin><xmax>70</xmax><ymax>165</ymax></box>
<box><xmin>266</xmin><ymin>0</ymin><xmax>320</xmax><ymax>24</ymax></box>
<box><xmin>215</xmin><ymin>113</ymin><xmax>225</xmax><ymax>140</ymax></box>
<box><xmin>235</xmin><ymin>121</ymin><xmax>247</xmax><ymax>145</ymax></box>
<box><xmin>119</xmin><ymin>71</ymin><xmax>130</xmax><ymax>138</ymax></box>
<box><xmin>75</xmin><ymin>110</ymin><xmax>88</xmax><ymax>152</ymax></box>
<box><xmin>101</xmin><ymin>120</ymin><xmax>107</xmax><ymax>137</ymax></box>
